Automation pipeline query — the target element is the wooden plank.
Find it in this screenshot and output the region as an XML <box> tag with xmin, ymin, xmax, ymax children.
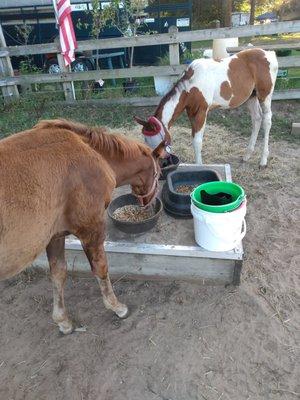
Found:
<box><xmin>57</xmin><ymin>52</ymin><xmax>76</xmax><ymax>101</ymax></box>
<box><xmin>33</xmin><ymin>249</ymin><xmax>237</xmax><ymax>285</ymax></box>
<box><xmin>0</xmin><ymin>54</ymin><xmax>299</xmax><ymax>89</ymax></box>
<box><xmin>0</xmin><ymin>24</ymin><xmax>19</xmax><ymax>102</ymax></box>
<box><xmin>272</xmin><ymin>89</ymin><xmax>300</xmax><ymax>100</ymax></box>
<box><xmin>0</xmin><ymin>50</ymin><xmax>8</xmax><ymax>57</ymax></box>
<box><xmin>64</xmin><ymin>96</ymin><xmax>161</xmax><ymax>107</ymax></box>
<box><xmin>61</xmin><ymin>89</ymin><xmax>300</xmax><ymax>107</ymax></box>
<box><xmin>1</xmin><ymin>20</ymin><xmax>300</xmax><ymax>57</ymax></box>
<box><xmin>65</xmin><ymin>239</ymin><xmax>243</xmax><ymax>261</ymax></box>
<box><xmin>278</xmin><ymin>56</ymin><xmax>300</xmax><ymax>68</ymax></box>
<box><xmin>169</xmin><ymin>26</ymin><xmax>180</xmax><ymax>66</ymax></box>
<box><xmin>228</xmin><ymin>42</ymin><xmax>300</xmax><ymax>52</ymax></box>
<box><xmin>0</xmin><ymin>65</ymin><xmax>186</xmax><ymax>86</ymax></box>
<box><xmin>291</xmin><ymin>122</ymin><xmax>300</xmax><ymax>135</ymax></box>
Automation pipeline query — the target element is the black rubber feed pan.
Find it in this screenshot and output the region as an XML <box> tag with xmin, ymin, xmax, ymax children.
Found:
<box><xmin>162</xmin><ymin>168</ymin><xmax>221</xmax><ymax>219</ymax></box>
<box><xmin>107</xmin><ymin>194</ymin><xmax>162</xmax><ymax>234</ymax></box>
<box><xmin>159</xmin><ymin>154</ymin><xmax>180</xmax><ymax>180</ymax></box>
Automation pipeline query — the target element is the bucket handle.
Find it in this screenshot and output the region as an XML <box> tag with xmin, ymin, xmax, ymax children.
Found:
<box><xmin>233</xmin><ymin>218</ymin><xmax>246</xmax><ymax>246</ymax></box>
<box><xmin>237</xmin><ymin>194</ymin><xmax>246</xmax><ymax>204</ymax></box>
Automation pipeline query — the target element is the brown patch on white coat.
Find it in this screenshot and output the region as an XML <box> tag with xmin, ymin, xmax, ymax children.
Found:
<box><xmin>135</xmin><ymin>48</ymin><xmax>278</xmax><ymax>166</ymax></box>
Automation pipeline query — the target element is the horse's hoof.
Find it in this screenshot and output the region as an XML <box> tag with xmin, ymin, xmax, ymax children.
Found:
<box><xmin>115</xmin><ymin>304</ymin><xmax>129</xmax><ymax>319</ymax></box>
<box><xmin>58</xmin><ymin>320</ymin><xmax>74</xmax><ymax>335</ymax></box>
<box><xmin>243</xmin><ymin>154</ymin><xmax>251</xmax><ymax>163</ymax></box>
<box><xmin>259</xmin><ymin>164</ymin><xmax>267</xmax><ymax>170</ymax></box>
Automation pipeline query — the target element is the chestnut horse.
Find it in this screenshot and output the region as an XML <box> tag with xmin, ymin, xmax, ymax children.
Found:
<box><xmin>135</xmin><ymin>48</ymin><xmax>278</xmax><ymax>167</ymax></box>
<box><xmin>0</xmin><ymin>119</ymin><xmax>164</xmax><ymax>334</ymax></box>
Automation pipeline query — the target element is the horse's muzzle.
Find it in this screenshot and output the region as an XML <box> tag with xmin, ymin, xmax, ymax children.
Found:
<box><xmin>134</xmin><ymin>181</ymin><xmax>158</xmax><ymax>207</ymax></box>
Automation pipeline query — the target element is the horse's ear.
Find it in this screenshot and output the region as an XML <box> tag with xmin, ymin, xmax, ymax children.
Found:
<box><xmin>152</xmin><ymin>141</ymin><xmax>166</xmax><ymax>159</ymax></box>
<box><xmin>134</xmin><ymin>116</ymin><xmax>147</xmax><ymax>126</ymax></box>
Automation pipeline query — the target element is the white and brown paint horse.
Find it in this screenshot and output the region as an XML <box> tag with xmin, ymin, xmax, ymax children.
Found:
<box><xmin>0</xmin><ymin>119</ymin><xmax>164</xmax><ymax>334</ymax></box>
<box><xmin>135</xmin><ymin>48</ymin><xmax>278</xmax><ymax>167</ymax></box>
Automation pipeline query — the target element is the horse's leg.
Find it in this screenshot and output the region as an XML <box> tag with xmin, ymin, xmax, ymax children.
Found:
<box><xmin>188</xmin><ymin>108</ymin><xmax>208</xmax><ymax>165</ymax></box>
<box><xmin>259</xmin><ymin>95</ymin><xmax>273</xmax><ymax>167</ymax></box>
<box><xmin>80</xmin><ymin>227</ymin><xmax>129</xmax><ymax>319</ymax></box>
<box><xmin>243</xmin><ymin>96</ymin><xmax>263</xmax><ymax>162</ymax></box>
<box><xmin>46</xmin><ymin>237</ymin><xmax>73</xmax><ymax>334</ymax></box>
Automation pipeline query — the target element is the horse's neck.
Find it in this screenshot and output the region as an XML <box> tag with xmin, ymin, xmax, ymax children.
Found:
<box><xmin>105</xmin><ymin>156</ymin><xmax>140</xmax><ymax>188</ymax></box>
<box><xmin>155</xmin><ymin>90</ymin><xmax>187</xmax><ymax>128</ymax></box>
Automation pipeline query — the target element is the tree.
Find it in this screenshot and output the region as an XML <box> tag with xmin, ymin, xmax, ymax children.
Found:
<box><xmin>107</xmin><ymin>0</ymin><xmax>148</xmax><ymax>72</ymax></box>
<box><xmin>192</xmin><ymin>0</ymin><xmax>221</xmax><ymax>28</ymax></box>
<box><xmin>222</xmin><ymin>0</ymin><xmax>233</xmax><ymax>27</ymax></box>
<box><xmin>250</xmin><ymin>0</ymin><xmax>256</xmax><ymax>24</ymax></box>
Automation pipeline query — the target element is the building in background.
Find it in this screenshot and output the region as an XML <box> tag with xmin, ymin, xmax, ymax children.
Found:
<box><xmin>0</xmin><ymin>0</ymin><xmax>192</xmax><ymax>70</ymax></box>
<box><xmin>231</xmin><ymin>12</ymin><xmax>250</xmax><ymax>27</ymax></box>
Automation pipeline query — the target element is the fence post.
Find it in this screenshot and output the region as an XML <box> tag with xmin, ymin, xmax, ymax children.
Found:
<box><xmin>54</xmin><ymin>37</ymin><xmax>76</xmax><ymax>101</ymax></box>
<box><xmin>168</xmin><ymin>26</ymin><xmax>180</xmax><ymax>65</ymax></box>
<box><xmin>0</xmin><ymin>24</ymin><xmax>19</xmax><ymax>102</ymax></box>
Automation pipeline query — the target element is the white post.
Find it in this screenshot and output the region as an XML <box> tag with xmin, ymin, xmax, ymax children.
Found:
<box><xmin>57</xmin><ymin>52</ymin><xmax>76</xmax><ymax>101</ymax></box>
<box><xmin>168</xmin><ymin>26</ymin><xmax>180</xmax><ymax>65</ymax></box>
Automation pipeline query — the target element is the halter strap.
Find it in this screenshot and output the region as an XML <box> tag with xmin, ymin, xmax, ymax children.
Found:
<box><xmin>134</xmin><ymin>156</ymin><xmax>159</xmax><ymax>206</ymax></box>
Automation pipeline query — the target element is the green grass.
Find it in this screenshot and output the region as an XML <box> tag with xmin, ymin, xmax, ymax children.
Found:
<box><xmin>1</xmin><ymin>96</ymin><xmax>299</xmax><ymax>145</ymax></box>
<box><xmin>37</xmin><ymin>77</ymin><xmax>157</xmax><ymax>102</ymax></box>
<box><xmin>0</xmin><ymin>95</ymin><xmax>138</xmax><ymax>139</ymax></box>
<box><xmin>207</xmin><ymin>106</ymin><xmax>300</xmax><ymax>144</ymax></box>
<box><xmin>172</xmin><ymin>102</ymin><xmax>300</xmax><ymax>145</ymax></box>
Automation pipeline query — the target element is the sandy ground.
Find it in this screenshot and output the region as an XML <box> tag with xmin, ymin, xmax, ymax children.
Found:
<box><xmin>0</xmin><ymin>123</ymin><xmax>299</xmax><ymax>400</ymax></box>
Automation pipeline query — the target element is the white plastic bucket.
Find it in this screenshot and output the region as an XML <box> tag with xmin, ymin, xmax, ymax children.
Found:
<box><xmin>191</xmin><ymin>201</ymin><xmax>246</xmax><ymax>252</ymax></box>
<box><xmin>212</xmin><ymin>37</ymin><xmax>239</xmax><ymax>59</ymax></box>
<box><xmin>154</xmin><ymin>76</ymin><xmax>176</xmax><ymax>96</ymax></box>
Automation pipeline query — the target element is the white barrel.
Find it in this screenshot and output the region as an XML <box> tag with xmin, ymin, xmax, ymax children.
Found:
<box><xmin>212</xmin><ymin>37</ymin><xmax>239</xmax><ymax>59</ymax></box>
<box><xmin>191</xmin><ymin>201</ymin><xmax>246</xmax><ymax>252</ymax></box>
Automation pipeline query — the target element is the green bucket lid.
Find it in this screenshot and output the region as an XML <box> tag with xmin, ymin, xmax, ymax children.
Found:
<box><xmin>191</xmin><ymin>181</ymin><xmax>245</xmax><ymax>213</ymax></box>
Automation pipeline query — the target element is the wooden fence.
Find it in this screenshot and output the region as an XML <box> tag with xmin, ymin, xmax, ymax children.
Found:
<box><xmin>0</xmin><ymin>20</ymin><xmax>300</xmax><ymax>104</ymax></box>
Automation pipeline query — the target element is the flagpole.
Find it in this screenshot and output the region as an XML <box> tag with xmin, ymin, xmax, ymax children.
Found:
<box><xmin>52</xmin><ymin>0</ymin><xmax>59</xmax><ymax>27</ymax></box>
<box><xmin>52</xmin><ymin>0</ymin><xmax>76</xmax><ymax>101</ymax></box>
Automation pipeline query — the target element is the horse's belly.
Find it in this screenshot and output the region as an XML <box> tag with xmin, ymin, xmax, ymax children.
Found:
<box><xmin>0</xmin><ymin>213</ymin><xmax>57</xmax><ymax>280</ymax></box>
<box><xmin>0</xmin><ymin>239</ymin><xmax>46</xmax><ymax>280</ymax></box>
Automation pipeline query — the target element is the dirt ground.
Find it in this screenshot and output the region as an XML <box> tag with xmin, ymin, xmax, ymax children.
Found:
<box><xmin>0</xmin><ymin>121</ymin><xmax>299</xmax><ymax>400</ymax></box>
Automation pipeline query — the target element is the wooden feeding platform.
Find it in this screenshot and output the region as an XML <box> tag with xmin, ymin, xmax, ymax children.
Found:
<box><xmin>33</xmin><ymin>164</ymin><xmax>244</xmax><ymax>286</ymax></box>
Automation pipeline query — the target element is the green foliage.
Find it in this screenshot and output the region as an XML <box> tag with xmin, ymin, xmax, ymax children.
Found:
<box><xmin>15</xmin><ymin>23</ymin><xmax>34</xmax><ymax>45</ymax></box>
<box><xmin>180</xmin><ymin>49</ymin><xmax>204</xmax><ymax>63</ymax></box>
<box><xmin>108</xmin><ymin>0</ymin><xmax>149</xmax><ymax>36</ymax></box>
<box><xmin>89</xmin><ymin>0</ymin><xmax>116</xmax><ymax>38</ymax></box>
<box><xmin>19</xmin><ymin>59</ymin><xmax>41</xmax><ymax>75</ymax></box>
<box><xmin>14</xmin><ymin>23</ymin><xmax>40</xmax><ymax>75</ymax></box>
<box><xmin>233</xmin><ymin>0</ymin><xmax>288</xmax><ymax>15</ymax></box>
<box><xmin>192</xmin><ymin>0</ymin><xmax>221</xmax><ymax>28</ymax></box>
<box><xmin>1</xmin><ymin>96</ymin><xmax>299</xmax><ymax>145</ymax></box>
<box><xmin>157</xmin><ymin>49</ymin><xmax>204</xmax><ymax>66</ymax></box>
<box><xmin>193</xmin><ymin>0</ymin><xmax>289</xmax><ymax>27</ymax></box>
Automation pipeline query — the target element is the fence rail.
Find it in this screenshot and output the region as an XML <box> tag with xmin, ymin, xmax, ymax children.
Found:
<box><xmin>1</xmin><ymin>20</ymin><xmax>299</xmax><ymax>57</ymax></box>
<box><xmin>0</xmin><ymin>20</ymin><xmax>300</xmax><ymax>103</ymax></box>
<box><xmin>1</xmin><ymin>56</ymin><xmax>299</xmax><ymax>88</ymax></box>
<box><xmin>227</xmin><ymin>42</ymin><xmax>300</xmax><ymax>52</ymax></box>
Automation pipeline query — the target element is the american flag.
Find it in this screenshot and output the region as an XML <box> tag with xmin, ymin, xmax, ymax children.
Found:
<box><xmin>53</xmin><ymin>0</ymin><xmax>77</xmax><ymax>66</ymax></box>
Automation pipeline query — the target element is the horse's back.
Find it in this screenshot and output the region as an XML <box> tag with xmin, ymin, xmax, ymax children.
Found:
<box><xmin>184</xmin><ymin>49</ymin><xmax>277</xmax><ymax>108</ymax></box>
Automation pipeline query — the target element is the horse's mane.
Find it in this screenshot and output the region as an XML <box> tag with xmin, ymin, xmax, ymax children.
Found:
<box><xmin>34</xmin><ymin>119</ymin><xmax>152</xmax><ymax>159</ymax></box>
<box><xmin>154</xmin><ymin>67</ymin><xmax>194</xmax><ymax>118</ymax></box>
